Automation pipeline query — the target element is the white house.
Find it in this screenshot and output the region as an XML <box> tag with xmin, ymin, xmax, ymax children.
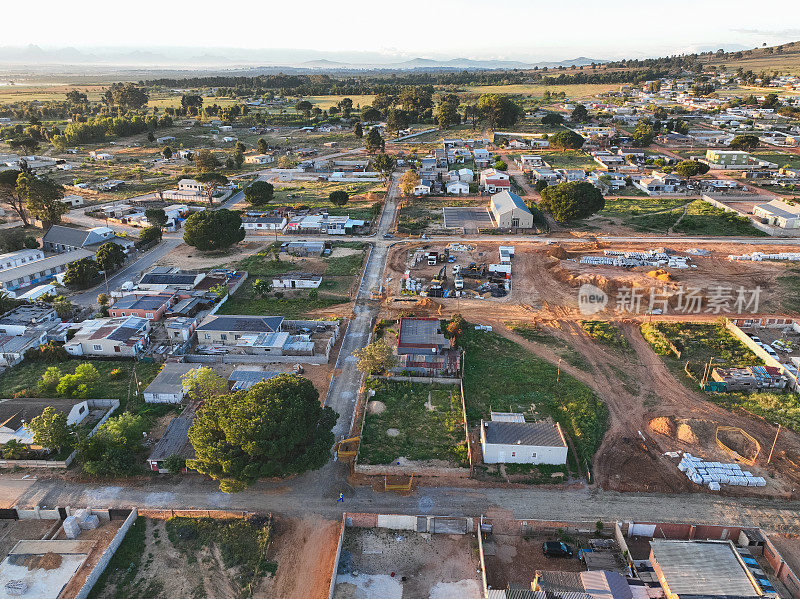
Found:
<box><xmin>446</xmin><ymin>180</ymin><xmax>469</xmax><ymax>195</ymax></box>
<box><xmin>244</xmin><ymin>154</ymin><xmax>275</xmax><ymax>165</ymax></box>
<box><xmin>157</xmin><ymin>136</ymin><xmax>176</xmax><ymax>144</ymax></box>
<box><xmin>458</xmin><ymin>167</ymin><xmax>474</xmax><ymax>182</ymax></box>
<box><xmin>413</xmin><ymin>180</ymin><xmax>433</xmax><ymax>196</ymax></box>
<box><xmin>490</xmin><ymin>190</ymin><xmax>534</xmax><ymax>228</ymax></box>
<box><xmin>143</xmin><ymin>363</ymin><xmax>200</xmax><ymax>404</ymax></box>
<box><xmin>177</xmin><ymin>179</ymin><xmax>205</xmax><ymax>195</ymax></box>
<box><xmin>479</xmin><ymin>169</ymin><xmax>511</xmax><ymax>193</ymax></box>
<box><xmin>480</xmin><ymin>413</ymin><xmax>568</xmax><ymax>465</ymax></box>
<box><xmin>753</xmin><ymin>199</ymin><xmax>800</xmax><ymax>229</ymax></box>
<box><xmin>60</xmin><ymin>194</ymin><xmax>85</xmax><ymax>208</ymax></box>
<box><xmin>271</xmin><ymin>273</ymin><xmax>323</xmax><ymax>289</ymax></box>
<box><xmin>0</xmin><ymin>249</ymin><xmax>44</xmax><ymax>272</ymax></box>
<box><xmin>242</xmin><ymin>215</ymin><xmax>287</xmax><ymax>231</ymax></box>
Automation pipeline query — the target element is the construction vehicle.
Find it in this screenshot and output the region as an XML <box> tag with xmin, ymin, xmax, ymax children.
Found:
<box><xmin>334</xmin><ymin>437</ymin><xmax>361</xmax><ymax>460</ymax></box>
<box><xmin>427</xmin><ymin>252</ymin><xmax>438</xmax><ymax>266</ymax></box>
<box><xmin>431</xmin><ymin>265</ymin><xmax>447</xmax><ymax>286</ymax></box>
<box><xmin>454</xmin><ymin>274</ymin><xmax>464</xmax><ymax>290</ymax></box>
<box><xmin>462</xmin><ymin>263</ymin><xmax>488</xmax><ymax>279</ymax></box>
<box><xmin>370</xmin><ymin>285</ymin><xmax>384</xmax><ymax>300</ymax></box>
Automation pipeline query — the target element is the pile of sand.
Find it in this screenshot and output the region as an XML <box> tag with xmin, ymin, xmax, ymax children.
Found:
<box><xmin>676</xmin><ymin>423</ymin><xmax>699</xmax><ymax>444</ymax></box>
<box><xmin>647</xmin><ymin>269</ymin><xmax>673</xmax><ymax>282</ymax></box>
<box><xmin>649</xmin><ymin>417</ymin><xmax>676</xmax><ymax>437</ymax></box>
<box><xmin>367</xmin><ymin>401</ymin><xmax>386</xmax><ymax>415</ymax></box>
<box><xmin>24</xmin><ymin>552</ymin><xmax>62</xmax><ymax>571</ymax></box>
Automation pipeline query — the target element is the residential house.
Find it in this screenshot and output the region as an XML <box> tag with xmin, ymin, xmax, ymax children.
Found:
<box><xmin>280</xmin><ymin>240</ymin><xmax>326</xmax><ymax>257</ymax></box>
<box><xmin>517</xmin><ymin>155</ymin><xmax>545</xmax><ymax>171</ymax></box>
<box><xmin>633</xmin><ymin>172</ymin><xmax>686</xmax><ymax>195</ymax></box>
<box><xmin>228</xmin><ymin>368</ymin><xmax>281</xmax><ymax>391</ymax></box>
<box><xmin>165</xmin><ymin>317</ymin><xmax>198</xmax><ymax>343</ymax></box>
<box><xmin>395</xmin><ymin>317</ymin><xmax>459</xmax><ymax>376</ymax></box>
<box><xmin>479</xmin><ymin>168</ymin><xmax>511</xmax><ymax>193</ymax></box>
<box><xmin>473</xmin><ymin>148</ymin><xmax>491</xmax><ymax>168</ymax></box>
<box><xmin>0</xmin><ymin>305</ymin><xmax>59</xmax><ymax>366</ymax></box>
<box><xmin>42</xmin><ymin>225</ymin><xmax>134</xmax><ymax>254</ymax></box>
<box><xmin>490</xmin><ymin>191</ymin><xmax>534</xmax><ymax>228</ymax></box>
<box><xmin>244</xmin><ymin>154</ymin><xmax>275</xmax><ymax>165</ymax></box>
<box><xmin>711</xmin><ymin>366</ymin><xmax>786</xmax><ymax>392</ymax></box>
<box><xmin>0</xmin><ymin>398</ymin><xmax>92</xmax><ymax>446</ymax></box>
<box><xmin>138</xmin><ymin>267</ymin><xmax>206</xmax><ymax>292</ymax></box>
<box><xmin>705</xmin><ymin>149</ymin><xmax>752</xmax><ymax>167</ymax></box>
<box><xmin>156</xmin><ymin>136</ymin><xmax>175</xmax><ymax>144</ymax></box>
<box><xmin>60</xmin><ymin>194</ymin><xmax>85</xmax><ymax>208</ymax></box>
<box><xmin>530</xmin><ymin>168</ymin><xmax>560</xmax><ymax>183</ymax></box>
<box><xmin>147</xmin><ymin>408</ymin><xmax>196</xmax><ymax>472</ymax></box>
<box><xmin>420</xmin><ymin>158</ymin><xmax>438</xmax><ymax>179</ymax></box>
<box><xmin>457</xmin><ymin>167</ymin><xmax>474</xmax><ymax>182</ymax></box>
<box><xmin>64</xmin><ymin>316</ymin><xmax>150</xmax><ymax>357</ymax></box>
<box><xmin>0</xmin><ymin>249</ymin><xmax>93</xmax><ymax>296</ymax></box>
<box><xmin>413</xmin><ymin>180</ymin><xmax>433</xmax><ymax>196</ymax></box>
<box><xmin>89</xmin><ymin>151</ymin><xmax>114</xmax><ymax>160</ymax></box>
<box><xmin>177</xmin><ymin>179</ymin><xmax>205</xmax><ymax>196</ymax></box>
<box><xmin>446</xmin><ymin>180</ymin><xmax>469</xmax><ymax>195</ymax></box>
<box><xmin>753</xmin><ymin>199</ymin><xmax>800</xmax><ymax>228</ymax></box>
<box><xmin>271</xmin><ymin>273</ymin><xmax>322</xmax><ymax>289</ymax></box>
<box><xmin>143</xmin><ymin>363</ymin><xmax>200</xmax><ymax>404</ymax></box>
<box><xmin>592</xmin><ymin>151</ymin><xmax>626</xmax><ymax>170</ymax></box>
<box><xmin>242</xmin><ymin>215</ymin><xmax>287</xmax><ymax>231</ymax></box>
<box><xmin>0</xmin><ymin>249</ymin><xmax>44</xmax><ymax>272</ymax></box>
<box><xmin>195</xmin><ymin>315</ymin><xmax>284</xmax><ymax>346</ymax></box>
<box><xmin>285</xmin><ymin>214</ymin><xmax>365</xmax><ymax>235</ymax></box>
<box><xmin>480</xmin><ymin>413</ymin><xmax>568</xmax><ymax>464</ymax></box>
<box><xmin>556</xmin><ymin>169</ymin><xmax>587</xmax><ymax>182</ymax></box>
<box><xmin>109</xmin><ymin>293</ymin><xmax>175</xmax><ymax>321</ymax></box>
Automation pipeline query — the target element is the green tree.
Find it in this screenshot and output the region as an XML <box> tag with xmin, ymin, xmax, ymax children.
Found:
<box><xmin>62</xmin><ymin>258</ymin><xmax>99</xmax><ymax>288</ymax></box>
<box><xmin>2</xmin><ymin>439</ymin><xmax>27</xmax><ymax>460</ymax></box>
<box><xmin>361</xmin><ymin>106</ymin><xmax>381</xmax><ymax>122</ymax></box>
<box><xmin>539</xmin><ymin>181</ymin><xmax>606</xmax><ymax>223</ymax></box>
<box><xmin>372</xmin><ymin>153</ymin><xmax>396</xmax><ymax>178</ymax></box>
<box><xmin>257</xmin><ymin>138</ymin><xmax>268</xmax><ymax>154</ymax></box>
<box><xmin>138</xmin><ymin>225</ymin><xmax>163</xmax><ymax>245</ymax></box>
<box><xmin>534</xmin><ymin>179</ymin><xmax>549</xmax><ymax>193</ymax></box>
<box><xmin>16</xmin><ymin>174</ymin><xmax>67</xmax><ymax>227</ymax></box>
<box><xmin>187</xmin><ymin>374</ymin><xmax>337</xmax><ymax>492</ymax></box>
<box><xmin>399</xmin><ymin>169</ymin><xmax>417</xmax><ymax>197</ymax></box>
<box><xmin>109</xmin><ymin>82</ymin><xmax>149</xmax><ymax>109</ymax></box>
<box><xmin>386</xmin><ymin>108</ymin><xmax>410</xmax><ymax>133</ymax></box>
<box><xmin>50</xmin><ymin>295</ymin><xmax>74</xmax><ymax>319</ymax></box>
<box><xmin>27</xmin><ymin>406</ymin><xmax>75</xmax><ymax>452</ymax></box>
<box><xmin>541</xmin><ymin>113</ymin><xmax>564</xmax><ymax>126</ymax></box>
<box><xmin>145</xmin><ymin>208</ymin><xmax>168</xmax><ymax>227</ymax></box>
<box><xmin>329</xmin><ymin>190</ymin><xmax>349</xmax><ymax>206</ymax></box>
<box><xmin>194</xmin><ymin>149</ymin><xmax>219</xmax><ymax>173</ymax></box>
<box><xmin>365</xmin><ymin>127</ymin><xmax>385</xmax><ymax>152</ymax></box>
<box><xmin>434</xmin><ymin>97</ymin><xmax>460</xmax><ymax>129</ymax></box>
<box><xmin>181</xmin><ymin>367</ymin><xmax>228</xmax><ymax>402</ymax></box>
<box><xmin>0</xmin><ymin>228</ymin><xmax>32</xmax><ymax>253</ymax></box>
<box><xmin>162</xmin><ymin>146</ymin><xmax>173</xmax><ymax>160</ymax></box>
<box><xmin>729</xmin><ymin>134</ymin><xmax>760</xmax><ymax>150</ymax></box>
<box><xmin>476</xmin><ymin>94</ymin><xmax>524</xmax><ymax>128</ymax></box>
<box><xmin>353</xmin><ymin>121</ymin><xmax>363</xmax><ymax>138</ymax></box>
<box><xmin>295</xmin><ymin>100</ymin><xmax>313</xmax><ymax>117</ymax></box>
<box><xmin>183</xmin><ymin>209</ymin><xmax>245</xmax><ymax>252</ymax></box>
<box><xmin>571</xmin><ymin>104</ymin><xmax>589</xmax><ymax>122</ymax></box>
<box><xmin>0</xmin><ymin>170</ymin><xmax>29</xmax><ymax>225</ymax></box>
<box><xmin>195</xmin><ymin>172</ymin><xmax>229</xmax><ymax>205</ymax></box>
<box><xmin>95</xmin><ymin>242</ymin><xmax>126</xmax><ymax>272</ymax></box>
<box><xmin>355</xmin><ymin>339</ymin><xmax>397</xmax><ymax>375</ymax></box>
<box><xmin>252</xmin><ymin>278</ymin><xmax>272</xmax><ymax>297</ymax></box>
<box><xmin>78</xmin><ymin>412</ymin><xmax>147</xmax><ymax>476</ymax></box>
<box><xmin>674</xmin><ymin>160</ymin><xmax>711</xmax><ymax>177</ymax></box>
<box><xmin>163</xmin><ymin>454</ymin><xmax>186</xmax><ymax>474</ymax></box>
<box><xmin>244</xmin><ymin>181</ymin><xmax>274</xmax><ymax>205</ymax></box>
<box><xmin>37</xmin><ymin>366</ymin><xmax>62</xmax><ymax>394</ymax></box>
<box><xmin>233</xmin><ymin>147</ymin><xmax>245</xmax><ymax>169</ymax></box>
<box><xmin>632</xmin><ymin>118</ymin><xmax>656</xmax><ymax>147</ymax></box>
<box><xmin>549</xmin><ymin>130</ymin><xmax>585</xmax><ymax>150</ymax></box>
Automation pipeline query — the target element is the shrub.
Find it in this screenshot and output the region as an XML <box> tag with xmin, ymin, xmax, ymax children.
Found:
<box><xmin>37</xmin><ymin>366</ymin><xmax>62</xmax><ymax>394</ymax></box>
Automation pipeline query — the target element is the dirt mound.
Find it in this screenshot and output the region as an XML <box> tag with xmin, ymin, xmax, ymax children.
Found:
<box><xmin>647</xmin><ymin>269</ymin><xmax>673</xmax><ymax>282</ymax></box>
<box><xmin>24</xmin><ymin>552</ymin><xmax>62</xmax><ymax>571</ymax></box>
<box><xmin>649</xmin><ymin>417</ymin><xmax>675</xmax><ymax>437</ymax></box>
<box><xmin>367</xmin><ymin>401</ymin><xmax>386</xmax><ymax>415</ymax></box>
<box><xmin>676</xmin><ymin>422</ymin><xmax>699</xmax><ymax>444</ymax></box>
<box><xmin>548</xmin><ymin>246</ymin><xmax>568</xmax><ymax>259</ymax></box>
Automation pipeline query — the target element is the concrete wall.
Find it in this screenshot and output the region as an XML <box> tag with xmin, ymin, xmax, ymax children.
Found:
<box><xmin>354</xmin><ymin>462</ymin><xmax>471</xmax><ymax>478</ymax></box>
<box><xmin>74</xmin><ymin>508</ymin><xmax>138</xmax><ymax>599</ymax></box>
<box><xmin>764</xmin><ymin>537</ymin><xmax>800</xmax><ymax>599</ymax></box>
<box><xmin>328</xmin><ymin>516</ymin><xmax>347</xmax><ymax>599</ymax></box>
<box><xmin>481</xmin><ymin>441</ymin><xmax>567</xmax><ymax>465</ymax></box>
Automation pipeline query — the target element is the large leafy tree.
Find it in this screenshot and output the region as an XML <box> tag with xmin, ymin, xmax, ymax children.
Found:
<box><xmin>571</xmin><ymin>104</ymin><xmax>589</xmax><ymax>123</ymax></box>
<box><xmin>434</xmin><ymin>94</ymin><xmax>461</xmax><ymax>129</ymax></box>
<box><xmin>95</xmin><ymin>242</ymin><xmax>126</xmax><ymax>272</ymax></box>
<box><xmin>181</xmin><ymin>367</ymin><xmax>228</xmax><ymax>402</ymax></box>
<box><xmin>194</xmin><ymin>149</ymin><xmax>220</xmax><ymax>173</ymax></box>
<box><xmin>145</xmin><ymin>208</ymin><xmax>168</xmax><ymax>227</ymax></box>
<box><xmin>729</xmin><ymin>134</ymin><xmax>760</xmax><ymax>150</ymax></box>
<box><xmin>365</xmin><ymin>127</ymin><xmax>385</xmax><ymax>152</ymax></box>
<box><xmin>78</xmin><ymin>412</ymin><xmax>147</xmax><ymax>476</ymax></box>
<box><xmin>62</xmin><ymin>257</ymin><xmax>99</xmax><ymax>288</ymax></box>
<box><xmin>108</xmin><ymin>83</ymin><xmax>149</xmax><ymax>109</ymax></box>
<box><xmin>195</xmin><ymin>172</ymin><xmax>229</xmax><ymax>205</ymax></box>
<box><xmin>138</xmin><ymin>225</ymin><xmax>162</xmax><ymax>245</ymax></box>
<box><xmin>183</xmin><ymin>209</ymin><xmax>245</xmax><ymax>252</ymax></box>
<box><xmin>355</xmin><ymin>339</ymin><xmax>397</xmax><ymax>375</ymax></box>
<box><xmin>27</xmin><ymin>406</ymin><xmax>75</xmax><ymax>453</ymax></box>
<box><xmin>244</xmin><ymin>181</ymin><xmax>274</xmax><ymax>205</ymax></box>
<box><xmin>632</xmin><ymin>118</ymin><xmax>656</xmax><ymax>147</ymax></box>
<box><xmin>539</xmin><ymin>181</ymin><xmax>605</xmax><ymax>223</ymax></box>
<box><xmin>16</xmin><ymin>173</ymin><xmax>67</xmax><ymax>227</ymax></box>
<box><xmin>187</xmin><ymin>374</ymin><xmax>337</xmax><ymax>492</ymax></box>
<box><xmin>549</xmin><ymin>130</ymin><xmax>585</xmax><ymax>150</ymax></box>
<box><xmin>674</xmin><ymin>160</ymin><xmax>710</xmax><ymax>178</ymax></box>
<box><xmin>372</xmin><ymin>153</ymin><xmax>396</xmax><ymax>179</ymax></box>
<box><xmin>476</xmin><ymin>94</ymin><xmax>524</xmax><ymax>128</ymax></box>
<box><xmin>0</xmin><ymin>170</ymin><xmax>28</xmax><ymax>225</ymax></box>
<box><xmin>329</xmin><ymin>190</ymin><xmax>349</xmax><ymax>206</ymax></box>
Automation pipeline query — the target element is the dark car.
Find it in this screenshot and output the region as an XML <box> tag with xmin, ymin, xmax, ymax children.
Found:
<box><xmin>542</xmin><ymin>541</ymin><xmax>574</xmax><ymax>558</ymax></box>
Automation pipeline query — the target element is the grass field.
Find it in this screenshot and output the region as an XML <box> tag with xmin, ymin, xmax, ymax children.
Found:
<box><xmin>358</xmin><ymin>379</ymin><xmax>467</xmax><ymax>466</ymax></box>
<box><xmin>272</xmin><ymin>181</ymin><xmax>384</xmax><ymax>221</ymax></box>
<box><xmin>542</xmin><ymin>150</ymin><xmax>598</xmax><ymax>170</ymax></box>
<box><xmin>462</xmin><ymin>326</ymin><xmax>607</xmax><ymax>465</ymax></box>
<box><xmin>778</xmin><ymin>269</ymin><xmax>800</xmax><ymax>313</ymax></box>
<box><xmin>463</xmin><ymin>83</ymin><xmax>619</xmax><ymax>99</ymax></box>
<box><xmin>616</xmin><ymin>199</ymin><xmax>767</xmax><ymax>235</ymax></box>
<box><xmin>580</xmin><ymin>321</ymin><xmax>630</xmax><ymax>349</ymax></box>
<box><xmin>753</xmin><ymin>152</ymin><xmax>800</xmax><ymax>170</ymax></box>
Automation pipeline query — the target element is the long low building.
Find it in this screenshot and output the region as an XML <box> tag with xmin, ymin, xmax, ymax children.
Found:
<box><xmin>0</xmin><ymin>249</ymin><xmax>93</xmax><ymax>296</ymax></box>
<box><xmin>490</xmin><ymin>190</ymin><xmax>534</xmax><ymax>229</ymax></box>
<box><xmin>480</xmin><ymin>413</ymin><xmax>568</xmax><ymax>465</ymax></box>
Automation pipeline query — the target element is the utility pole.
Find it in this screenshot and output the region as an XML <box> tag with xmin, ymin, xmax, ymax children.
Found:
<box><xmin>767</xmin><ymin>423</ymin><xmax>781</xmax><ymax>465</ymax></box>
<box><xmin>556</xmin><ymin>357</ymin><xmax>562</xmax><ymax>385</ymax></box>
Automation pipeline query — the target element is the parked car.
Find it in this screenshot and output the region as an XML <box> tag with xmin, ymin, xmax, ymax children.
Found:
<box><xmin>542</xmin><ymin>541</ymin><xmax>574</xmax><ymax>558</ymax></box>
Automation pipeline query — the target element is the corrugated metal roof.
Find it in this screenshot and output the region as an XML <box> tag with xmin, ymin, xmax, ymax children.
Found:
<box><xmin>483</xmin><ymin>419</ymin><xmax>566</xmax><ymax>448</ymax></box>
<box><xmin>580</xmin><ymin>571</ymin><xmax>633</xmax><ymax>599</ymax></box>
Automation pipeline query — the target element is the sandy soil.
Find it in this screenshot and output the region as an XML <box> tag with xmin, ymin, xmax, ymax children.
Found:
<box><xmin>260</xmin><ymin>516</ymin><xmax>341</xmax><ymax>599</ymax></box>
<box><xmin>155</xmin><ymin>240</ymin><xmax>271</xmax><ymax>270</ymax></box>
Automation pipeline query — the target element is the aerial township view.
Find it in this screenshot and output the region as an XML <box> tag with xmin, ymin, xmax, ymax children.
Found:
<box><xmin>4</xmin><ymin>2</ymin><xmax>800</xmax><ymax>599</ymax></box>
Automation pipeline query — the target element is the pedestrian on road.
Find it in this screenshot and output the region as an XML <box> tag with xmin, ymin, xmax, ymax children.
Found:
<box><xmin>337</xmin><ymin>492</ymin><xmax>344</xmax><ymax>503</ymax></box>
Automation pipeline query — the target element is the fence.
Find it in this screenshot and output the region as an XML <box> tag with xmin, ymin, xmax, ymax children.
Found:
<box><xmin>726</xmin><ymin>319</ymin><xmax>800</xmax><ymax>392</ymax></box>
<box><xmin>184</xmin><ymin>353</ymin><xmax>331</xmax><ymax>365</ymax></box>
<box><xmin>74</xmin><ymin>508</ymin><xmax>138</xmax><ymax>599</ymax></box>
<box><xmin>328</xmin><ymin>516</ymin><xmax>347</xmax><ymax>599</ymax></box>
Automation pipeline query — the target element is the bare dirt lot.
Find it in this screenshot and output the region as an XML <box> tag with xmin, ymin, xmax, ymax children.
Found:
<box><xmin>0</xmin><ymin>519</ymin><xmax>55</xmax><ymax>557</ymax></box>
<box><xmin>334</xmin><ymin>528</ymin><xmax>481</xmax><ymax>599</ymax></box>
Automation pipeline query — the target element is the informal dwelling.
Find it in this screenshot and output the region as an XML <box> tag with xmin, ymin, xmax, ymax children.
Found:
<box><xmin>753</xmin><ymin>199</ymin><xmax>800</xmax><ymax>229</ymax></box>
<box><xmin>490</xmin><ymin>190</ymin><xmax>534</xmax><ymax>228</ymax></box>
<box><xmin>480</xmin><ymin>413</ymin><xmax>568</xmax><ymax>464</ymax></box>
<box><xmin>0</xmin><ymin>398</ymin><xmax>91</xmax><ymax>445</ymax></box>
<box><xmin>64</xmin><ymin>316</ymin><xmax>150</xmax><ymax>357</ymax></box>
<box><xmin>196</xmin><ymin>315</ymin><xmax>284</xmax><ymax>345</ymax></box>
<box><xmin>395</xmin><ymin>317</ymin><xmax>459</xmax><ymax>375</ymax></box>
<box><xmin>143</xmin><ymin>363</ymin><xmax>200</xmax><ymax>404</ymax></box>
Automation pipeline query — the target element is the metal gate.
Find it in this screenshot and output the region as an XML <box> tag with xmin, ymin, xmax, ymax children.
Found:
<box><xmin>432</xmin><ymin>517</ymin><xmax>468</xmax><ymax>534</ymax></box>
<box><xmin>416</xmin><ymin>516</ymin><xmax>428</xmax><ymax>532</ymax></box>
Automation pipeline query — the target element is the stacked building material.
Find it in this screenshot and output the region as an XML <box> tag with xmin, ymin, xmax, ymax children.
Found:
<box><xmin>678</xmin><ymin>453</ymin><xmax>767</xmax><ymax>488</ymax></box>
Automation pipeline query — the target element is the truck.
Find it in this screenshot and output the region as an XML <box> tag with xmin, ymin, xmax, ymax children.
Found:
<box><xmin>454</xmin><ymin>274</ymin><xmax>464</xmax><ymax>290</ymax></box>
<box><xmin>427</xmin><ymin>252</ymin><xmax>438</xmax><ymax>266</ymax></box>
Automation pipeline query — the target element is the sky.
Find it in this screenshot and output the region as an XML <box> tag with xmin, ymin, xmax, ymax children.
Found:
<box><xmin>3</xmin><ymin>0</ymin><xmax>800</xmax><ymax>63</ymax></box>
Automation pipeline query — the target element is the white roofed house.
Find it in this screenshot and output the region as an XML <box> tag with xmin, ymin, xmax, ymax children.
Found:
<box><xmin>753</xmin><ymin>199</ymin><xmax>800</xmax><ymax>229</ymax></box>
<box><xmin>272</xmin><ymin>273</ymin><xmax>323</xmax><ymax>289</ymax></box>
<box><xmin>413</xmin><ymin>180</ymin><xmax>433</xmax><ymax>196</ymax></box>
<box><xmin>480</xmin><ymin>413</ymin><xmax>568</xmax><ymax>464</ymax></box>
<box><xmin>490</xmin><ymin>190</ymin><xmax>534</xmax><ymax>228</ymax></box>
<box><xmin>446</xmin><ymin>180</ymin><xmax>469</xmax><ymax>195</ymax></box>
<box><xmin>143</xmin><ymin>362</ymin><xmax>200</xmax><ymax>404</ymax></box>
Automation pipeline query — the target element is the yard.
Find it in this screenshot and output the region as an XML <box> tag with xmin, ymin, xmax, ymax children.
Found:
<box><xmin>218</xmin><ymin>243</ymin><xmax>366</xmax><ymax>318</ymax></box>
<box><xmin>541</xmin><ymin>150</ymin><xmax>598</xmax><ymax>170</ymax></box>
<box><xmin>397</xmin><ymin>196</ymin><xmax>486</xmax><ymax>233</ymax></box>
<box><xmin>608</xmin><ymin>199</ymin><xmax>768</xmax><ymax>235</ymax></box>
<box><xmin>754</xmin><ymin>152</ymin><xmax>800</xmax><ymax>171</ymax></box>
<box><xmin>461</xmin><ymin>326</ymin><xmax>607</xmax><ymax>466</ymax></box>
<box><xmin>358</xmin><ymin>379</ymin><xmax>467</xmax><ymax>466</ymax></box>
<box><xmin>272</xmin><ymin>181</ymin><xmax>385</xmax><ymax>222</ymax></box>
<box><xmin>598</xmin><ymin>196</ymin><xmax>689</xmax><ymax>219</ymax></box>
<box><xmin>642</xmin><ymin>321</ymin><xmax>800</xmax><ymax>433</ymax></box>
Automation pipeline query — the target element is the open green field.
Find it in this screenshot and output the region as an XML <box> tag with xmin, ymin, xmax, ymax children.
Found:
<box><xmin>305</xmin><ymin>94</ymin><xmax>375</xmax><ymax>109</ymax></box>
<box><xmin>580</xmin><ymin>321</ymin><xmax>630</xmax><ymax>349</ymax></box>
<box><xmin>463</xmin><ymin>83</ymin><xmax>619</xmax><ymax>99</ymax></box>
<box><xmin>397</xmin><ymin>195</ymin><xmax>484</xmax><ymax>233</ymax></box>
<box><xmin>461</xmin><ymin>326</ymin><xmax>607</xmax><ymax>465</ymax></box>
<box><xmin>753</xmin><ymin>152</ymin><xmax>800</xmax><ymax>171</ymax></box>
<box><xmin>777</xmin><ymin>269</ymin><xmax>800</xmax><ymax>313</ymax></box>
<box><xmin>608</xmin><ymin>199</ymin><xmax>768</xmax><ymax>235</ymax></box>
<box><xmin>359</xmin><ymin>379</ymin><xmax>467</xmax><ymax>466</ymax></box>
<box><xmin>271</xmin><ymin>181</ymin><xmax>384</xmax><ymax>221</ymax></box>
<box><xmin>542</xmin><ymin>150</ymin><xmax>598</xmax><ymax>170</ymax></box>
<box><xmin>0</xmin><ymin>84</ymin><xmax>108</xmax><ymax>104</ymax></box>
